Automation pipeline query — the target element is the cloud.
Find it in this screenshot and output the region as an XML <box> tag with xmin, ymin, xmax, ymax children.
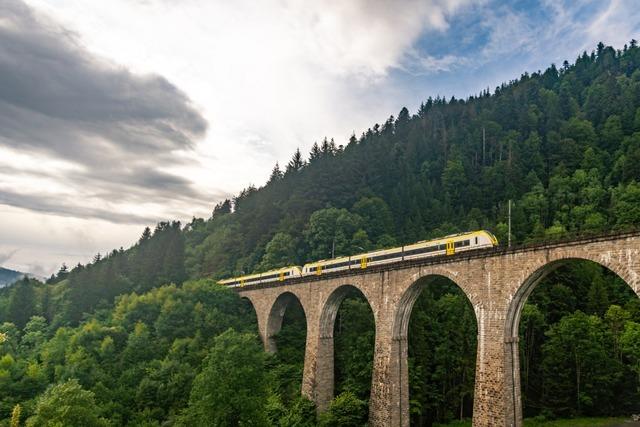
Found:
<box><xmin>0</xmin><ymin>189</ymin><xmax>157</xmax><ymax>224</ymax></box>
<box><xmin>403</xmin><ymin>0</ymin><xmax>639</xmax><ymax>85</ymax></box>
<box><xmin>12</xmin><ymin>0</ymin><xmax>484</xmax><ymax>214</ymax></box>
<box><xmin>586</xmin><ymin>0</ymin><xmax>640</xmax><ymax>50</ymax></box>
<box><xmin>0</xmin><ymin>249</ymin><xmax>19</xmax><ymax>265</ymax></box>
<box><xmin>275</xmin><ymin>0</ymin><xmax>480</xmax><ymax>79</ymax></box>
<box><xmin>403</xmin><ymin>50</ymin><xmax>469</xmax><ymax>74</ymax></box>
<box><xmin>0</xmin><ymin>0</ymin><xmax>208</xmax><ymax>223</ymax></box>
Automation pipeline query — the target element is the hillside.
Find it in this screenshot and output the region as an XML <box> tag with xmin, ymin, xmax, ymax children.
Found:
<box><xmin>0</xmin><ymin>268</ymin><xmax>25</xmax><ymax>288</ymax></box>
<box><xmin>184</xmin><ymin>41</ymin><xmax>640</xmax><ymax>281</ymax></box>
<box><xmin>0</xmin><ymin>41</ymin><xmax>639</xmax><ymax>426</ymax></box>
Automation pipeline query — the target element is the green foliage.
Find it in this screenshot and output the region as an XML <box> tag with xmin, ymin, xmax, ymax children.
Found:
<box><xmin>522</xmin><ymin>261</ymin><xmax>640</xmax><ymax>418</ymax></box>
<box><xmin>318</xmin><ymin>391</ymin><xmax>368</xmax><ymax>427</ymax></box>
<box><xmin>270</xmin><ymin>298</ymin><xmax>307</xmax><ymax>403</ymax></box>
<box><xmin>258</xmin><ymin>232</ymin><xmax>298</xmax><ymax>271</ymax></box>
<box><xmin>541</xmin><ymin>312</ymin><xmax>617</xmax><ymax>417</ymax></box>
<box><xmin>522</xmin><ymin>417</ymin><xmax>627</xmax><ymax>427</ymax></box>
<box><xmin>268</xmin><ymin>396</ymin><xmax>316</xmax><ymax>427</ymax></box>
<box><xmin>10</xmin><ymin>403</ymin><xmax>20</xmax><ymax>427</ymax></box>
<box><xmin>7</xmin><ymin>279</ymin><xmax>36</xmax><ymax>329</ymax></box>
<box><xmin>304</xmin><ymin>207</ymin><xmax>364</xmax><ymax>260</ymax></box>
<box><xmin>0</xmin><ymin>280</ymin><xmax>260</xmax><ymax>424</ymax></box>
<box><xmin>520</xmin><ymin>304</ymin><xmax>546</xmax><ymax>406</ymax></box>
<box><xmin>352</xmin><ymin>197</ymin><xmax>395</xmax><ymax>247</ymax></box>
<box><xmin>183</xmin><ymin>329</ymin><xmax>268</xmax><ymax>426</ymax></box>
<box><xmin>408</xmin><ymin>280</ymin><xmax>477</xmax><ymax>425</ymax></box>
<box><xmin>620</xmin><ymin>321</ymin><xmax>640</xmax><ymax>384</ymax></box>
<box><xmin>334</xmin><ymin>294</ymin><xmax>375</xmax><ymax>400</ymax></box>
<box><xmin>26</xmin><ymin>379</ymin><xmax>108</xmax><ymax>426</ymax></box>
<box><xmin>62</xmin><ymin>221</ymin><xmax>186</xmax><ymax>325</ymax></box>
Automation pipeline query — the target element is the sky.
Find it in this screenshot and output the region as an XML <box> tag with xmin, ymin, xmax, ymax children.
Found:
<box><xmin>0</xmin><ymin>0</ymin><xmax>639</xmax><ymax>277</ymax></box>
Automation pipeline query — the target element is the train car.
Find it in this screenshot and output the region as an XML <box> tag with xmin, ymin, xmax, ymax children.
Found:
<box><xmin>349</xmin><ymin>246</ymin><xmax>404</xmax><ymax>269</ymax></box>
<box><xmin>302</xmin><ymin>255</ymin><xmax>351</xmax><ymax>276</ymax></box>
<box><xmin>402</xmin><ymin>230</ymin><xmax>497</xmax><ymax>261</ymax></box>
<box><xmin>218</xmin><ymin>266</ymin><xmax>302</xmax><ymax>287</ymax></box>
<box><xmin>300</xmin><ymin>230</ymin><xmax>498</xmax><ymax>277</ymax></box>
<box><xmin>259</xmin><ymin>266</ymin><xmax>303</xmax><ymax>284</ymax></box>
<box><xmin>218</xmin><ymin>272</ymin><xmax>261</xmax><ymax>288</ymax></box>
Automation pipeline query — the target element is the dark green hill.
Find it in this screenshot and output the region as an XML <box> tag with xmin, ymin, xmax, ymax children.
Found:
<box><xmin>185</xmin><ymin>41</ymin><xmax>640</xmax><ymax>280</ymax></box>
<box><xmin>0</xmin><ymin>267</ymin><xmax>24</xmax><ymax>287</ymax></box>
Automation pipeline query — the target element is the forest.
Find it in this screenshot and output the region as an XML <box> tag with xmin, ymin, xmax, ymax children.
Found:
<box><xmin>1</xmin><ymin>41</ymin><xmax>640</xmax><ymax>425</ymax></box>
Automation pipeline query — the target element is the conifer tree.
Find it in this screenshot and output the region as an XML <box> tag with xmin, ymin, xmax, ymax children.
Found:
<box><xmin>309</xmin><ymin>142</ymin><xmax>322</xmax><ymax>162</ymax></box>
<box><xmin>268</xmin><ymin>162</ymin><xmax>283</xmax><ymax>183</ymax></box>
<box><xmin>286</xmin><ymin>148</ymin><xmax>305</xmax><ymax>173</ymax></box>
<box><xmin>7</xmin><ymin>278</ymin><xmax>36</xmax><ymax>329</ymax></box>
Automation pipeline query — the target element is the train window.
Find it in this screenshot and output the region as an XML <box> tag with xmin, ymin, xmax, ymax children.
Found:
<box><xmin>405</xmin><ymin>245</ymin><xmax>442</xmax><ymax>256</ymax></box>
<box><xmin>326</xmin><ymin>261</ymin><xmax>350</xmax><ymax>269</ymax></box>
<box><xmin>475</xmin><ymin>237</ymin><xmax>478</xmax><ymax>244</ymax></box>
<box><xmin>370</xmin><ymin>252</ymin><xmax>402</xmax><ymax>262</ymax></box>
<box><xmin>454</xmin><ymin>240</ymin><xmax>470</xmax><ymax>248</ymax></box>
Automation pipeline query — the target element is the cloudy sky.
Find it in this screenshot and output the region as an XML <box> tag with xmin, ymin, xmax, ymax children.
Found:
<box><xmin>0</xmin><ymin>0</ymin><xmax>639</xmax><ymax>276</ymax></box>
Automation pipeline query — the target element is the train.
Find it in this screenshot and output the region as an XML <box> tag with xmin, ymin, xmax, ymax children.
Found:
<box><xmin>217</xmin><ymin>230</ymin><xmax>498</xmax><ymax>288</ymax></box>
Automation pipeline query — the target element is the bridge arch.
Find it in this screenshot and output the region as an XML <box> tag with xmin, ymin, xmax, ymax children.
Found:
<box><xmin>266</xmin><ymin>291</ymin><xmax>307</xmax><ymax>353</ymax></box>
<box><xmin>320</xmin><ymin>284</ymin><xmax>376</xmax><ymax>339</ymax></box>
<box><xmin>391</xmin><ymin>272</ymin><xmax>479</xmax><ymax>426</ymax></box>
<box><xmin>504</xmin><ymin>254</ymin><xmax>640</xmax><ymax>425</ymax></box>
<box><xmin>393</xmin><ymin>271</ymin><xmax>478</xmax><ymax>340</ymax></box>
<box><xmin>506</xmin><ymin>253</ymin><xmax>638</xmax><ymax>342</ymax></box>
<box><xmin>315</xmin><ymin>284</ymin><xmax>376</xmax><ymax>412</ymax></box>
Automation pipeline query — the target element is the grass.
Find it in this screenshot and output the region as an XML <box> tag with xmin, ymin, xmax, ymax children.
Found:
<box><xmin>433</xmin><ymin>420</ymin><xmax>472</xmax><ymax>427</ymax></box>
<box><xmin>434</xmin><ymin>417</ymin><xmax>629</xmax><ymax>427</ymax></box>
<box><xmin>524</xmin><ymin>417</ymin><xmax>628</xmax><ymax>427</ymax></box>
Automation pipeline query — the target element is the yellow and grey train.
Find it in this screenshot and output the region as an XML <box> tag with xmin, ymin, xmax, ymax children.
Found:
<box><xmin>218</xmin><ymin>230</ymin><xmax>498</xmax><ymax>288</ymax></box>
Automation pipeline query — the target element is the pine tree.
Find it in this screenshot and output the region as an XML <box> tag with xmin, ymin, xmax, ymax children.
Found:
<box><xmin>268</xmin><ymin>162</ymin><xmax>283</xmax><ymax>183</ymax></box>
<box><xmin>309</xmin><ymin>142</ymin><xmax>322</xmax><ymax>162</ymax></box>
<box><xmin>286</xmin><ymin>148</ymin><xmax>305</xmax><ymax>173</ymax></box>
<box><xmin>7</xmin><ymin>278</ymin><xmax>36</xmax><ymax>329</ymax></box>
<box><xmin>587</xmin><ymin>277</ymin><xmax>610</xmax><ymax>316</ymax></box>
<box><xmin>56</xmin><ymin>263</ymin><xmax>69</xmax><ymax>282</ymax></box>
<box><xmin>320</xmin><ymin>138</ymin><xmax>331</xmax><ymax>156</ymax></box>
<box><xmin>138</xmin><ymin>227</ymin><xmax>152</xmax><ymax>244</ymax></box>
<box><xmin>213</xmin><ymin>199</ymin><xmax>232</xmax><ymax>216</ymax></box>
<box><xmin>10</xmin><ymin>404</ymin><xmax>20</xmax><ymax>427</ymax></box>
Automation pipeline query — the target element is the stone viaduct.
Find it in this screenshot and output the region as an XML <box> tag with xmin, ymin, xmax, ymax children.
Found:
<box><xmin>236</xmin><ymin>231</ymin><xmax>640</xmax><ymax>426</ymax></box>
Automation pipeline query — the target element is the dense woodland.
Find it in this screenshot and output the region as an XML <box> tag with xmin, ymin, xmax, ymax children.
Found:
<box><xmin>1</xmin><ymin>41</ymin><xmax>640</xmax><ymax>425</ymax></box>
